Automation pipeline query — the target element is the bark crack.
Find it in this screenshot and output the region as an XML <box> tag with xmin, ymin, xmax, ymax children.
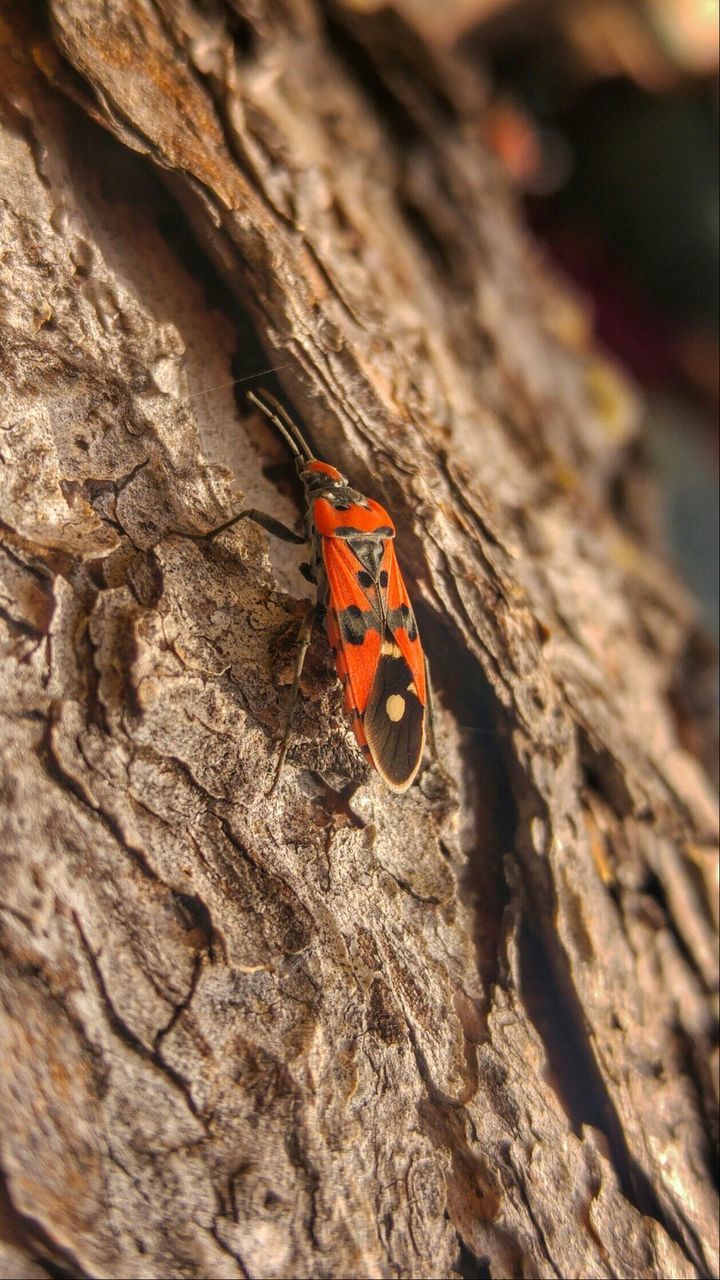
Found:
<box><xmin>72</xmin><ymin>912</ymin><xmax>206</xmax><ymax>1126</ymax></box>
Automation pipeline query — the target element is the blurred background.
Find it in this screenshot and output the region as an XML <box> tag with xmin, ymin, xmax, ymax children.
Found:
<box><xmin>362</xmin><ymin>0</ymin><xmax>719</xmax><ymax>634</ymax></box>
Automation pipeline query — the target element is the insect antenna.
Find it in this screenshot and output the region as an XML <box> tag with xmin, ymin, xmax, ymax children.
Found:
<box><xmin>185</xmin><ymin>363</ymin><xmax>290</xmax><ymax>406</ymax></box>
<box><xmin>247</xmin><ymin>389</ymin><xmax>315</xmax><ymax>463</ymax></box>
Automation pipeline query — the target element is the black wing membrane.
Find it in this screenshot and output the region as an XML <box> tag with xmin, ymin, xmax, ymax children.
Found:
<box><xmin>363</xmin><ymin>631</ymin><xmax>425</xmax><ymax>792</ymax></box>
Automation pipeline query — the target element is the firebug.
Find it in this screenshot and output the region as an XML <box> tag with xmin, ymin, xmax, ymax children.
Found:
<box><xmin>200</xmin><ymin>389</ymin><xmax>429</xmax><ymax>793</ymax></box>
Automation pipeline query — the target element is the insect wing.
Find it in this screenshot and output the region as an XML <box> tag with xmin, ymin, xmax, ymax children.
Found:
<box><xmin>323</xmin><ymin>535</ymin><xmax>426</xmax><ymax>791</ymax></box>
<box><xmin>385</xmin><ymin>547</ymin><xmax>426</xmax><ymax>704</ymax></box>
<box><xmin>322</xmin><ymin>535</ymin><xmax>384</xmax><ymax>730</ymax></box>
<box><xmin>363</xmin><ymin>545</ymin><xmax>426</xmax><ymax>791</ymax></box>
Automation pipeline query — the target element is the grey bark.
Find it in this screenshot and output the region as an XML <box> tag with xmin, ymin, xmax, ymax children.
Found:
<box><xmin>0</xmin><ymin>2</ymin><xmax>717</xmax><ymax>1278</ymax></box>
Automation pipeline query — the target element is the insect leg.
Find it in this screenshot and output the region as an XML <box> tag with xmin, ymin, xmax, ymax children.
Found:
<box><xmin>268</xmin><ymin>602</ymin><xmax>317</xmax><ymax>794</ymax></box>
<box><xmin>195</xmin><ymin>508</ymin><xmax>306</xmax><ymax>544</ymax></box>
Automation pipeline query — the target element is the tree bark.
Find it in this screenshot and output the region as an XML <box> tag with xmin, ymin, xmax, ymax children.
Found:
<box><xmin>0</xmin><ymin>2</ymin><xmax>717</xmax><ymax>1278</ymax></box>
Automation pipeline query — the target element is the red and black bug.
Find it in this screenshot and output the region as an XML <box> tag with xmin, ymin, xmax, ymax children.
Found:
<box><xmin>208</xmin><ymin>389</ymin><xmax>428</xmax><ymax>793</ymax></box>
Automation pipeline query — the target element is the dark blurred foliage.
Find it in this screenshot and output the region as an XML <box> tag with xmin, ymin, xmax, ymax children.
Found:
<box><xmin>568</xmin><ymin>83</ymin><xmax>717</xmax><ymax>331</ymax></box>
<box><xmin>458</xmin><ymin>0</ymin><xmax>718</xmax><ymax>631</ymax></box>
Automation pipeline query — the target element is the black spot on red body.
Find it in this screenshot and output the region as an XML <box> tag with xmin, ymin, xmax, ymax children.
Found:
<box><xmin>386</xmin><ymin>602</ymin><xmax>418</xmax><ymax>641</ymax></box>
<box><xmin>339</xmin><ymin>604</ymin><xmax>375</xmax><ymax>644</ymax></box>
<box><xmin>335</xmin><ymin>526</ymin><xmax>394</xmax><ymax>541</ymax></box>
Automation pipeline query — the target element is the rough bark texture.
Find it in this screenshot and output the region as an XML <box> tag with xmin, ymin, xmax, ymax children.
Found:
<box><xmin>0</xmin><ymin>2</ymin><xmax>717</xmax><ymax>1278</ymax></box>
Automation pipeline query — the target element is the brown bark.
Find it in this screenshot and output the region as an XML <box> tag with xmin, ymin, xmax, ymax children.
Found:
<box><xmin>0</xmin><ymin>2</ymin><xmax>717</xmax><ymax>1278</ymax></box>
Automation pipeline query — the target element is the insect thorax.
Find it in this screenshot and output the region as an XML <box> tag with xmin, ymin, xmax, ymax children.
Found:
<box><xmin>301</xmin><ymin>464</ymin><xmax>394</xmax><ymax>606</ymax></box>
<box><xmin>301</xmin><ymin>467</ymin><xmax>367</xmax><ymax>511</ymax></box>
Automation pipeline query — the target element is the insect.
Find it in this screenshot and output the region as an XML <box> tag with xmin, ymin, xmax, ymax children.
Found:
<box><xmin>204</xmin><ymin>389</ymin><xmax>429</xmax><ymax>793</ymax></box>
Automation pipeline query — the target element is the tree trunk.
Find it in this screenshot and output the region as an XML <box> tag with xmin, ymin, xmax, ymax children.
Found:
<box><xmin>0</xmin><ymin>3</ymin><xmax>717</xmax><ymax>1278</ymax></box>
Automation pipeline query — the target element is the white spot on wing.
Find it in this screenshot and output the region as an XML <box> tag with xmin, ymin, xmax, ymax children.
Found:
<box><xmin>386</xmin><ymin>694</ymin><xmax>405</xmax><ymax>722</ymax></box>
